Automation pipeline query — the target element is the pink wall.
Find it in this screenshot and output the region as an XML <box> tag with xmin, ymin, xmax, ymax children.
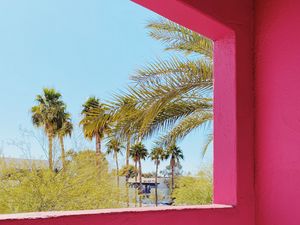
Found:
<box><xmin>2</xmin><ymin>1</ymin><xmax>300</xmax><ymax>225</ymax></box>
<box><xmin>0</xmin><ymin>0</ymin><xmax>260</xmax><ymax>224</ymax></box>
<box><xmin>255</xmin><ymin>1</ymin><xmax>300</xmax><ymax>225</ymax></box>
<box><xmin>0</xmin><ymin>0</ymin><xmax>255</xmax><ymax>223</ymax></box>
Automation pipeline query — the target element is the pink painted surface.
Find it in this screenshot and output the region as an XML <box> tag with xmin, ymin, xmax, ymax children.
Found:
<box><xmin>0</xmin><ymin>0</ymin><xmax>256</xmax><ymax>225</ymax></box>
<box><xmin>0</xmin><ymin>207</ymin><xmax>237</xmax><ymax>225</ymax></box>
<box><xmin>0</xmin><ymin>205</ymin><xmax>232</xmax><ymax>220</ymax></box>
<box><xmin>3</xmin><ymin>1</ymin><xmax>300</xmax><ymax>224</ymax></box>
<box><xmin>255</xmin><ymin>0</ymin><xmax>300</xmax><ymax>225</ymax></box>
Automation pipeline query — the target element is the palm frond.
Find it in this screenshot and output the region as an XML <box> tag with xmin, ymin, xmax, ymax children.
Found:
<box><xmin>131</xmin><ymin>57</ymin><xmax>212</xmax><ymax>85</ymax></box>
<box><xmin>200</xmin><ymin>134</ymin><xmax>213</xmax><ymax>158</ymax></box>
<box><xmin>147</xmin><ymin>18</ymin><xmax>213</xmax><ymax>58</ymax></box>
<box><xmin>158</xmin><ymin>111</ymin><xmax>213</xmax><ymax>147</ymax></box>
<box><xmin>129</xmin><ymin>70</ymin><xmax>213</xmax><ymax>136</ymax></box>
<box><xmin>143</xmin><ymin>98</ymin><xmax>212</xmax><ymax>139</ymax></box>
<box><xmin>80</xmin><ymin>98</ymin><xmax>111</xmax><ymax>140</ymax></box>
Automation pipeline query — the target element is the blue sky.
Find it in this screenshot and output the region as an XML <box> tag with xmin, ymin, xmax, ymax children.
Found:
<box><xmin>0</xmin><ymin>0</ymin><xmax>212</xmax><ymax>174</ymax></box>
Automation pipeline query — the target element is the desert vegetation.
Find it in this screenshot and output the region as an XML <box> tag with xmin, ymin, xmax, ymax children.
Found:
<box><xmin>0</xmin><ymin>18</ymin><xmax>213</xmax><ymax>213</ymax></box>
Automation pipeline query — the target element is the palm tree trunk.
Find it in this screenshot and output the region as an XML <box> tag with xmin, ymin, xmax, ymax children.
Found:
<box><xmin>125</xmin><ymin>135</ymin><xmax>131</xmax><ymax>207</ymax></box>
<box><xmin>114</xmin><ymin>152</ymin><xmax>120</xmax><ymax>204</ymax></box>
<box><xmin>171</xmin><ymin>160</ymin><xmax>175</xmax><ymax>192</ymax></box>
<box><xmin>115</xmin><ymin>153</ymin><xmax>119</xmax><ymax>188</ymax></box>
<box><xmin>126</xmin><ymin>134</ymin><xmax>131</xmax><ymax>166</ymax></box>
<box><xmin>155</xmin><ymin>161</ymin><xmax>159</xmax><ymax>206</ymax></box>
<box><xmin>48</xmin><ymin>134</ymin><xmax>53</xmax><ymax>171</ymax></box>
<box><xmin>139</xmin><ymin>193</ymin><xmax>142</xmax><ymax>207</ymax></box>
<box><xmin>138</xmin><ymin>159</ymin><xmax>142</xmax><ymax>207</ymax></box>
<box><xmin>95</xmin><ymin>133</ymin><xmax>101</xmax><ymax>166</ymax></box>
<box><xmin>59</xmin><ymin>135</ymin><xmax>66</xmax><ymax>170</ymax></box>
<box><xmin>134</xmin><ymin>161</ymin><xmax>138</xmax><ymax>207</ymax></box>
<box><xmin>138</xmin><ymin>159</ymin><xmax>142</xmax><ymax>188</ymax></box>
<box><xmin>95</xmin><ymin>133</ymin><xmax>101</xmax><ymax>154</ymax></box>
<box><xmin>170</xmin><ymin>157</ymin><xmax>176</xmax><ymax>192</ymax></box>
<box><xmin>125</xmin><ymin>177</ymin><xmax>129</xmax><ymax>207</ymax></box>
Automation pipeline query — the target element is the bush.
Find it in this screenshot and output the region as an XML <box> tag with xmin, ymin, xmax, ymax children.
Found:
<box><xmin>0</xmin><ymin>150</ymin><xmax>124</xmax><ymax>214</ymax></box>
<box><xmin>172</xmin><ymin>169</ymin><xmax>212</xmax><ymax>205</ymax></box>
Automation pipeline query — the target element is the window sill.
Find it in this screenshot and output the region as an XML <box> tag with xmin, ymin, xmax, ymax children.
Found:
<box><xmin>0</xmin><ymin>204</ymin><xmax>233</xmax><ymax>220</ymax></box>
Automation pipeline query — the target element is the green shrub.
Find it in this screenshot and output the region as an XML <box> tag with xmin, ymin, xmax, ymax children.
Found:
<box><xmin>172</xmin><ymin>169</ymin><xmax>212</xmax><ymax>205</ymax></box>
<box><xmin>0</xmin><ymin>150</ymin><xmax>124</xmax><ymax>214</ymax></box>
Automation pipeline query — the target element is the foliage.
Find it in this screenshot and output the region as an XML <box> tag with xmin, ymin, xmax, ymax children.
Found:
<box><xmin>149</xmin><ymin>147</ymin><xmax>166</xmax><ymax>165</ymax></box>
<box><xmin>142</xmin><ymin>172</ymin><xmax>155</xmax><ymax>178</ymax></box>
<box><xmin>166</xmin><ymin>144</ymin><xmax>184</xmax><ymax>191</ymax></box>
<box><xmin>31</xmin><ymin>88</ymin><xmax>67</xmax><ymax>171</ymax></box>
<box><xmin>146</xmin><ymin>18</ymin><xmax>213</xmax><ymax>58</ymax></box>
<box><xmin>160</xmin><ymin>163</ymin><xmax>183</xmax><ymax>178</ymax></box>
<box><xmin>106</xmin><ymin>137</ymin><xmax>124</xmax><ymax>158</ymax></box>
<box><xmin>149</xmin><ymin>146</ymin><xmax>166</xmax><ymax>205</ymax></box>
<box><xmin>0</xmin><ymin>151</ymin><xmax>123</xmax><ymax>214</ymax></box>
<box><xmin>80</xmin><ymin>97</ymin><xmax>111</xmax><ymax>154</ymax></box>
<box><xmin>108</xmin><ymin>18</ymin><xmax>213</xmax><ymax>154</ymax></box>
<box><xmin>31</xmin><ymin>88</ymin><xmax>65</xmax><ymax>132</ymax></box>
<box><xmin>0</xmin><ymin>17</ymin><xmax>215</xmax><ymax>213</ymax></box>
<box><xmin>130</xmin><ymin>19</ymin><xmax>213</xmax><ymax>142</ymax></box>
<box><xmin>57</xmin><ymin>111</ymin><xmax>73</xmax><ymax>169</ymax></box>
<box><xmin>166</xmin><ymin>144</ymin><xmax>184</xmax><ymax>163</ymax></box>
<box><xmin>129</xmin><ymin>143</ymin><xmax>148</xmax><ymax>163</ymax></box>
<box><xmin>106</xmin><ymin>137</ymin><xmax>124</xmax><ymax>186</ymax></box>
<box><xmin>172</xmin><ymin>170</ymin><xmax>213</xmax><ymax>205</ymax></box>
<box><xmin>129</xmin><ymin>142</ymin><xmax>148</xmax><ymax>206</ymax></box>
<box><xmin>119</xmin><ymin>165</ymin><xmax>138</xmax><ymax>179</ymax></box>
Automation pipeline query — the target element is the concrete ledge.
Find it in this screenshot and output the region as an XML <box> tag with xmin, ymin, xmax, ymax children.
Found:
<box><xmin>0</xmin><ymin>204</ymin><xmax>233</xmax><ymax>220</ymax></box>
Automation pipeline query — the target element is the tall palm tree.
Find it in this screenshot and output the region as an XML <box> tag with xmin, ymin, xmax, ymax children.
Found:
<box><xmin>149</xmin><ymin>147</ymin><xmax>166</xmax><ymax>206</ymax></box>
<box><xmin>119</xmin><ymin>164</ymin><xmax>138</xmax><ymax>207</ymax></box>
<box><xmin>57</xmin><ymin>112</ymin><xmax>73</xmax><ymax>170</ymax></box>
<box><xmin>109</xmin><ymin>96</ymin><xmax>143</xmax><ymax>166</ymax></box>
<box><xmin>130</xmin><ymin>142</ymin><xmax>148</xmax><ymax>207</ymax></box>
<box><xmin>166</xmin><ymin>144</ymin><xmax>184</xmax><ymax>192</ymax></box>
<box><xmin>31</xmin><ymin>88</ymin><xmax>65</xmax><ymax>171</ymax></box>
<box><xmin>80</xmin><ymin>97</ymin><xmax>111</xmax><ymax>156</ymax></box>
<box><xmin>106</xmin><ymin>137</ymin><xmax>124</xmax><ymax>187</ymax></box>
<box><xmin>108</xmin><ymin>96</ymin><xmax>144</xmax><ymax>206</ymax></box>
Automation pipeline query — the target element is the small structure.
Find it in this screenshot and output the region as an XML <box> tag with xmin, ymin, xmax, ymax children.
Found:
<box><xmin>128</xmin><ymin>177</ymin><xmax>160</xmax><ymax>194</ymax></box>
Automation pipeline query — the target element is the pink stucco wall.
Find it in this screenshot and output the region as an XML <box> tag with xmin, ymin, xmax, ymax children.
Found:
<box><xmin>0</xmin><ymin>1</ymin><xmax>256</xmax><ymax>224</ymax></box>
<box><xmin>255</xmin><ymin>1</ymin><xmax>300</xmax><ymax>225</ymax></box>
<box><xmin>5</xmin><ymin>0</ymin><xmax>300</xmax><ymax>224</ymax></box>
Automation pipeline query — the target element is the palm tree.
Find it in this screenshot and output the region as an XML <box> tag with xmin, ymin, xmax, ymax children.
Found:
<box><xmin>130</xmin><ymin>142</ymin><xmax>148</xmax><ymax>206</ymax></box>
<box><xmin>166</xmin><ymin>144</ymin><xmax>184</xmax><ymax>192</ymax></box>
<box><xmin>31</xmin><ymin>88</ymin><xmax>65</xmax><ymax>171</ymax></box>
<box><xmin>119</xmin><ymin>164</ymin><xmax>138</xmax><ymax>207</ymax></box>
<box><xmin>80</xmin><ymin>97</ymin><xmax>111</xmax><ymax>156</ymax></box>
<box><xmin>108</xmin><ymin>96</ymin><xmax>144</xmax><ymax>206</ymax></box>
<box><xmin>106</xmin><ymin>137</ymin><xmax>124</xmax><ymax>187</ymax></box>
<box><xmin>113</xmin><ymin>18</ymin><xmax>213</xmax><ymax>155</ymax></box>
<box><xmin>109</xmin><ymin>96</ymin><xmax>143</xmax><ymax>166</ymax></box>
<box><xmin>57</xmin><ymin>112</ymin><xmax>73</xmax><ymax>170</ymax></box>
<box><xmin>149</xmin><ymin>147</ymin><xmax>166</xmax><ymax>206</ymax></box>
